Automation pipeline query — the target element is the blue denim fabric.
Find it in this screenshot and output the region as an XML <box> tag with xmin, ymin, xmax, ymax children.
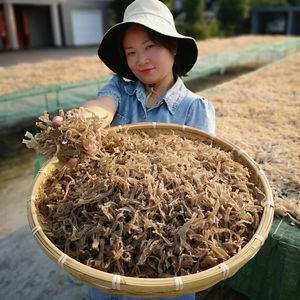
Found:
<box><xmin>98</xmin><ymin>75</ymin><xmax>215</xmax><ymax>135</ymax></box>
<box><xmin>87</xmin><ymin>286</ymin><xmax>195</xmax><ymax>300</ymax></box>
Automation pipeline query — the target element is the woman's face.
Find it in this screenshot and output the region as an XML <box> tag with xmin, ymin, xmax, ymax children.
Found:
<box><xmin>123</xmin><ymin>24</ymin><xmax>176</xmax><ymax>88</ymax></box>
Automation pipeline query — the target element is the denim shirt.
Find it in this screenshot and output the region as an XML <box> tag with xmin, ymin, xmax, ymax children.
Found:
<box><xmin>98</xmin><ymin>75</ymin><xmax>215</xmax><ymax>135</ymax></box>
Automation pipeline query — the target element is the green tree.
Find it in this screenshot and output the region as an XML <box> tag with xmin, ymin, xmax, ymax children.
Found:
<box><xmin>183</xmin><ymin>0</ymin><xmax>205</xmax><ymax>23</ymax></box>
<box><xmin>110</xmin><ymin>0</ymin><xmax>134</xmax><ymax>23</ymax></box>
<box><xmin>177</xmin><ymin>0</ymin><xmax>210</xmax><ymax>39</ymax></box>
<box><xmin>255</xmin><ymin>0</ymin><xmax>300</xmax><ymax>4</ymax></box>
<box><xmin>250</xmin><ymin>0</ymin><xmax>287</xmax><ymax>6</ymax></box>
<box><xmin>217</xmin><ymin>0</ymin><xmax>250</xmax><ymax>36</ymax></box>
<box><xmin>161</xmin><ymin>0</ymin><xmax>174</xmax><ymax>10</ymax></box>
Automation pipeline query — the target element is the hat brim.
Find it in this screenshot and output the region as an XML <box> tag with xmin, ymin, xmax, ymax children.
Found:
<box><xmin>98</xmin><ymin>21</ymin><xmax>198</xmax><ymax>81</ymax></box>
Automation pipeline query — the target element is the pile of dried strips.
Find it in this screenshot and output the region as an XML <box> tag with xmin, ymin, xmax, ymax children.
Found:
<box><xmin>201</xmin><ymin>52</ymin><xmax>300</xmax><ymax>223</ymax></box>
<box><xmin>24</xmin><ymin>108</ymin><xmax>264</xmax><ymax>278</ymax></box>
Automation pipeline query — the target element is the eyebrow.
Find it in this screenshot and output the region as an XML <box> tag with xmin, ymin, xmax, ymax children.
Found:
<box><xmin>124</xmin><ymin>39</ymin><xmax>153</xmax><ymax>50</ymax></box>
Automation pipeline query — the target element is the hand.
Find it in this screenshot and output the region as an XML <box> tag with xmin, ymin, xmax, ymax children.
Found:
<box><xmin>52</xmin><ymin>112</ymin><xmax>101</xmax><ymax>142</ymax></box>
<box><xmin>51</xmin><ymin>115</ymin><xmax>79</xmax><ymax>168</ymax></box>
<box><xmin>52</xmin><ymin>115</ymin><xmax>64</xmax><ymax>126</ymax></box>
<box><xmin>51</xmin><ymin>110</ymin><xmax>102</xmax><ymax>168</ymax></box>
<box><xmin>65</xmin><ymin>157</ymin><xmax>79</xmax><ymax>168</ymax></box>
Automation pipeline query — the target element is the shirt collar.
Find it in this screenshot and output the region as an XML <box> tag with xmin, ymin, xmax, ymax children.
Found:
<box><xmin>163</xmin><ymin>77</ymin><xmax>185</xmax><ymax>114</ymax></box>
<box><xmin>124</xmin><ymin>79</ymin><xmax>142</xmax><ymax>96</ymax></box>
<box><xmin>123</xmin><ymin>77</ymin><xmax>186</xmax><ymax>115</ymax></box>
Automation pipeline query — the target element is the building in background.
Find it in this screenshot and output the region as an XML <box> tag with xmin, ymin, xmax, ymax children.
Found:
<box><xmin>0</xmin><ymin>0</ymin><xmax>112</xmax><ymax>51</ymax></box>
<box><xmin>251</xmin><ymin>5</ymin><xmax>300</xmax><ymax>35</ymax></box>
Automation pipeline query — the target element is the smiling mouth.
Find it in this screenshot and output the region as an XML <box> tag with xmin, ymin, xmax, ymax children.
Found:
<box><xmin>140</xmin><ymin>68</ymin><xmax>153</xmax><ymax>74</ymax></box>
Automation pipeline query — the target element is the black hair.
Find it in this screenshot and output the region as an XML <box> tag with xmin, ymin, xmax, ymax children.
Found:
<box><xmin>146</xmin><ymin>28</ymin><xmax>187</xmax><ymax>77</ymax></box>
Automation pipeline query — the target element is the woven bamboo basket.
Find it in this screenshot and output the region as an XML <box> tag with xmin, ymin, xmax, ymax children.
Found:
<box><xmin>28</xmin><ymin>123</ymin><xmax>274</xmax><ymax>298</ymax></box>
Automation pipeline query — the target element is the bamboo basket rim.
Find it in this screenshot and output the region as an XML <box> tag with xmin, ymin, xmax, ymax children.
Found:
<box><xmin>27</xmin><ymin>122</ymin><xmax>274</xmax><ymax>298</ymax></box>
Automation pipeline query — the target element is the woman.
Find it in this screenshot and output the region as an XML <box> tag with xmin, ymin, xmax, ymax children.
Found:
<box><xmin>54</xmin><ymin>0</ymin><xmax>215</xmax><ymax>299</ymax></box>
<box><xmin>81</xmin><ymin>0</ymin><xmax>215</xmax><ymax>136</ymax></box>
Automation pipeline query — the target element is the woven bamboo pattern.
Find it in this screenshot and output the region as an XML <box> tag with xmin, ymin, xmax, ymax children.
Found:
<box><xmin>27</xmin><ymin>123</ymin><xmax>274</xmax><ymax>298</ymax></box>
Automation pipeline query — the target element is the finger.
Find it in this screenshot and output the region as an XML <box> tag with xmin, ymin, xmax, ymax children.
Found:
<box><xmin>52</xmin><ymin>116</ymin><xmax>64</xmax><ymax>125</ymax></box>
<box><xmin>96</xmin><ymin>131</ymin><xmax>101</xmax><ymax>142</ymax></box>
<box><xmin>93</xmin><ymin>127</ymin><xmax>102</xmax><ymax>141</ymax></box>
<box><xmin>66</xmin><ymin>157</ymin><xmax>79</xmax><ymax>168</ymax></box>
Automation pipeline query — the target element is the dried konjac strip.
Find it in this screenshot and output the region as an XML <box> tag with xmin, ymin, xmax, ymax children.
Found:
<box><xmin>23</xmin><ymin>108</ymin><xmax>105</xmax><ymax>163</ymax></box>
<box><xmin>25</xmin><ymin>109</ymin><xmax>264</xmax><ymax>277</ymax></box>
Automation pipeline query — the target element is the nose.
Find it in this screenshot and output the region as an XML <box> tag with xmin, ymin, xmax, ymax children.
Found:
<box><xmin>137</xmin><ymin>52</ymin><xmax>149</xmax><ymax>66</ymax></box>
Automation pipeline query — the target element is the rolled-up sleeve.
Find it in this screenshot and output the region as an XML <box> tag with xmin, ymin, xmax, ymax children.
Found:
<box><xmin>186</xmin><ymin>97</ymin><xmax>216</xmax><ymax>135</ymax></box>
<box><xmin>97</xmin><ymin>75</ymin><xmax>122</xmax><ymax>107</ymax></box>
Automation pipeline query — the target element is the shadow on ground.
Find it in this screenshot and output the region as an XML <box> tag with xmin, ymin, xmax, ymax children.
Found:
<box><xmin>0</xmin><ymin>226</ymin><xmax>86</xmax><ymax>300</ymax></box>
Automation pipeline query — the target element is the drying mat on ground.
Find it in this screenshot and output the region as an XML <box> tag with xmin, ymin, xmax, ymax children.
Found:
<box><xmin>28</xmin><ymin>123</ymin><xmax>274</xmax><ymax>298</ymax></box>
<box><xmin>1</xmin><ymin>38</ymin><xmax>300</xmax><ymax>130</ymax></box>
<box><xmin>225</xmin><ymin>215</ymin><xmax>300</xmax><ymax>300</ymax></box>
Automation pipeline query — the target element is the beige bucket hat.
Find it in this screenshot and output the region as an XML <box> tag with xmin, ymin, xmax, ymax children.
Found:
<box><xmin>98</xmin><ymin>0</ymin><xmax>198</xmax><ymax>81</ymax></box>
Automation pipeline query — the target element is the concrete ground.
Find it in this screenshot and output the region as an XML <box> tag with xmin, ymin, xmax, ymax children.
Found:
<box><xmin>0</xmin><ymin>46</ymin><xmax>96</xmax><ymax>300</ymax></box>
<box><xmin>0</xmin><ymin>226</ymin><xmax>86</xmax><ymax>300</ymax></box>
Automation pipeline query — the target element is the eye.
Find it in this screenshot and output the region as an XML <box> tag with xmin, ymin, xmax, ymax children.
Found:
<box><xmin>146</xmin><ymin>44</ymin><xmax>155</xmax><ymax>50</ymax></box>
<box><xmin>126</xmin><ymin>51</ymin><xmax>135</xmax><ymax>57</ymax></box>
